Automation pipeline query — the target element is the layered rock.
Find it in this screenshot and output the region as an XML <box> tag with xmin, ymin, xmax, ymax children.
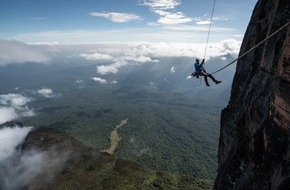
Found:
<box><xmin>214</xmin><ymin>0</ymin><xmax>290</xmax><ymax>189</ymax></box>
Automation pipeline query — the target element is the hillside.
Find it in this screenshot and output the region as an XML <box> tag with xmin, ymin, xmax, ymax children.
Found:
<box><xmin>1</xmin><ymin>126</ymin><xmax>213</xmax><ymax>190</ymax></box>
<box><xmin>214</xmin><ymin>0</ymin><xmax>290</xmax><ymax>189</ymax></box>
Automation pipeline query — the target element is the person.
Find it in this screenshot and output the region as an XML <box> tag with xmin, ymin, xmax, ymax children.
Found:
<box><xmin>192</xmin><ymin>59</ymin><xmax>221</xmax><ymax>86</ymax></box>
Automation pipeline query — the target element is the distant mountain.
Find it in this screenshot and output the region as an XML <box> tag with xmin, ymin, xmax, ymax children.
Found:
<box><xmin>0</xmin><ymin>127</ymin><xmax>213</xmax><ymax>190</ymax></box>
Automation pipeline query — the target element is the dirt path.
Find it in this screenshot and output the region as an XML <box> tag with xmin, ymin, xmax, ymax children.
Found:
<box><xmin>103</xmin><ymin>118</ymin><xmax>128</xmax><ymax>155</ymax></box>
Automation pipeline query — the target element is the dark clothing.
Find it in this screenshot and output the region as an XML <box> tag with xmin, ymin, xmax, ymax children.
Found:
<box><xmin>194</xmin><ymin>59</ymin><xmax>204</xmax><ymax>73</ymax></box>
<box><xmin>194</xmin><ymin>59</ymin><xmax>221</xmax><ymax>86</ymax></box>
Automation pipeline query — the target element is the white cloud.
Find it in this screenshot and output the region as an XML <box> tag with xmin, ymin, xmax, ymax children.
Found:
<box><xmin>141</xmin><ymin>0</ymin><xmax>192</xmax><ymax>26</ymax></box>
<box><xmin>97</xmin><ymin>55</ymin><xmax>158</xmax><ymax>75</ymax></box>
<box><xmin>92</xmin><ymin>77</ymin><xmax>107</xmax><ymax>84</ymax></box>
<box><xmin>36</xmin><ymin>88</ymin><xmax>59</xmax><ymax>98</ymax></box>
<box><xmin>70</xmin><ymin>40</ymin><xmax>241</xmax><ymax>75</ymax></box>
<box><xmin>0</xmin><ymin>107</ymin><xmax>18</xmax><ymax>125</ymax></box>
<box><xmin>140</xmin><ymin>0</ymin><xmax>181</xmax><ymax>10</ymax></box>
<box><xmin>76</xmin><ymin>80</ymin><xmax>84</xmax><ymax>84</ymax></box>
<box><xmin>170</xmin><ymin>66</ymin><xmax>176</xmax><ymax>73</ymax></box>
<box><xmin>79</xmin><ymin>52</ymin><xmax>113</xmax><ymax>61</ymax></box>
<box><xmin>76</xmin><ymin>80</ymin><xmax>85</xmax><ymax>88</ymax></box>
<box><xmin>163</xmin><ymin>25</ymin><xmax>234</xmax><ymax>32</ymax></box>
<box><xmin>0</xmin><ymin>94</ymin><xmax>31</xmax><ymax>108</ymax></box>
<box><xmin>89</xmin><ymin>12</ymin><xmax>142</xmax><ymax>23</ymax></box>
<box><xmin>155</xmin><ymin>10</ymin><xmax>192</xmax><ymax>25</ymax></box>
<box><xmin>196</xmin><ymin>20</ymin><xmax>212</xmax><ymax>25</ymax></box>
<box><xmin>8</xmin><ymin>27</ymin><xmax>234</xmax><ymax>43</ymax></box>
<box><xmin>194</xmin><ymin>16</ymin><xmax>229</xmax><ymax>25</ymax></box>
<box><xmin>0</xmin><ymin>131</ymin><xmax>70</xmax><ymax>190</ymax></box>
<box><xmin>0</xmin><ymin>126</ymin><xmax>32</xmax><ymax>161</ymax></box>
<box><xmin>0</xmin><ymin>94</ymin><xmax>35</xmax><ymax>125</ymax></box>
<box><xmin>97</xmin><ymin>60</ymin><xmax>128</xmax><ymax>75</ymax></box>
<box><xmin>0</xmin><ymin>39</ymin><xmax>50</xmax><ymax>66</ymax></box>
<box><xmin>121</xmin><ymin>55</ymin><xmax>158</xmax><ymax>63</ymax></box>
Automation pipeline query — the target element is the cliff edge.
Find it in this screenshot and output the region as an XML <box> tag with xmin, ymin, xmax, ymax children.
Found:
<box><xmin>214</xmin><ymin>0</ymin><xmax>290</xmax><ymax>189</ymax></box>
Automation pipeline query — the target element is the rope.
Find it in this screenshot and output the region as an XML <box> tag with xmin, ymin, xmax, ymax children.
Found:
<box><xmin>210</xmin><ymin>21</ymin><xmax>290</xmax><ymax>75</ymax></box>
<box><xmin>203</xmin><ymin>0</ymin><xmax>217</xmax><ymax>60</ymax></box>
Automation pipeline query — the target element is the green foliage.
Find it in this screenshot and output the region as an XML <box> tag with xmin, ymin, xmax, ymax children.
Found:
<box><xmin>22</xmin><ymin>84</ymin><xmax>220</xmax><ymax>180</ymax></box>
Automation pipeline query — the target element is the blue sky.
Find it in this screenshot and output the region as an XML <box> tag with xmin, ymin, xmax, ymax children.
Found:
<box><xmin>0</xmin><ymin>0</ymin><xmax>257</xmax><ymax>43</ymax></box>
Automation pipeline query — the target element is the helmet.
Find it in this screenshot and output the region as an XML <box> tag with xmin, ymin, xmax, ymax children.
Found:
<box><xmin>196</xmin><ymin>59</ymin><xmax>199</xmax><ymax>62</ymax></box>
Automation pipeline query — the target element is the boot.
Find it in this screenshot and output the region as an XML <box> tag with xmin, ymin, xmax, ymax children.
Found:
<box><xmin>208</xmin><ymin>74</ymin><xmax>221</xmax><ymax>84</ymax></box>
<box><xmin>215</xmin><ymin>80</ymin><xmax>221</xmax><ymax>84</ymax></box>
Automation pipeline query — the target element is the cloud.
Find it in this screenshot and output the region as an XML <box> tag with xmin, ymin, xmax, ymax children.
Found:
<box><xmin>79</xmin><ymin>52</ymin><xmax>113</xmax><ymax>61</ymax></box>
<box><xmin>0</xmin><ymin>127</ymin><xmax>70</xmax><ymax>190</ymax></box>
<box><xmin>8</xmin><ymin>26</ymin><xmax>234</xmax><ymax>43</ymax></box>
<box><xmin>96</xmin><ymin>55</ymin><xmax>158</xmax><ymax>75</ymax></box>
<box><xmin>89</xmin><ymin>12</ymin><xmax>142</xmax><ymax>23</ymax></box>
<box><xmin>92</xmin><ymin>77</ymin><xmax>107</xmax><ymax>84</ymax></box>
<box><xmin>141</xmin><ymin>0</ymin><xmax>192</xmax><ymax>25</ymax></box>
<box><xmin>140</xmin><ymin>0</ymin><xmax>181</xmax><ymax>10</ymax></box>
<box><xmin>155</xmin><ymin>10</ymin><xmax>192</xmax><ymax>25</ymax></box>
<box><xmin>196</xmin><ymin>20</ymin><xmax>212</xmax><ymax>25</ymax></box>
<box><xmin>0</xmin><ymin>126</ymin><xmax>32</xmax><ymax>162</ymax></box>
<box><xmin>73</xmin><ymin>40</ymin><xmax>242</xmax><ymax>75</ymax></box>
<box><xmin>0</xmin><ymin>94</ymin><xmax>31</xmax><ymax>108</ymax></box>
<box><xmin>170</xmin><ymin>66</ymin><xmax>176</xmax><ymax>73</ymax></box>
<box><xmin>0</xmin><ymin>107</ymin><xmax>18</xmax><ymax>125</ymax></box>
<box><xmin>194</xmin><ymin>15</ymin><xmax>229</xmax><ymax>25</ymax></box>
<box><xmin>76</xmin><ymin>80</ymin><xmax>85</xmax><ymax>89</ymax></box>
<box><xmin>0</xmin><ymin>39</ymin><xmax>50</xmax><ymax>66</ymax></box>
<box><xmin>36</xmin><ymin>88</ymin><xmax>60</xmax><ymax>98</ymax></box>
<box><xmin>0</xmin><ymin>94</ymin><xmax>35</xmax><ymax>125</ymax></box>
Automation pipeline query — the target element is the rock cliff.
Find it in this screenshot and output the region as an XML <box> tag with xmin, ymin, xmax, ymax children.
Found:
<box><xmin>214</xmin><ymin>0</ymin><xmax>290</xmax><ymax>189</ymax></box>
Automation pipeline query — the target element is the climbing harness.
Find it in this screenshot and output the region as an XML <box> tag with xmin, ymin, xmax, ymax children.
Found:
<box><xmin>210</xmin><ymin>21</ymin><xmax>290</xmax><ymax>75</ymax></box>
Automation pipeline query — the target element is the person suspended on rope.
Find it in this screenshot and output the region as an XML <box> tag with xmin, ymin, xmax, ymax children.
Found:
<box><xmin>191</xmin><ymin>59</ymin><xmax>221</xmax><ymax>86</ymax></box>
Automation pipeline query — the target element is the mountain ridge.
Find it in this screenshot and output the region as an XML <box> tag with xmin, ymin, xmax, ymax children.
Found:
<box><xmin>1</xmin><ymin>125</ymin><xmax>213</xmax><ymax>190</ymax></box>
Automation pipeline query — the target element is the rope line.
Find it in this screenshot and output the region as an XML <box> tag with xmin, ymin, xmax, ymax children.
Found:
<box><xmin>203</xmin><ymin>0</ymin><xmax>217</xmax><ymax>60</ymax></box>
<box><xmin>210</xmin><ymin>21</ymin><xmax>290</xmax><ymax>75</ymax></box>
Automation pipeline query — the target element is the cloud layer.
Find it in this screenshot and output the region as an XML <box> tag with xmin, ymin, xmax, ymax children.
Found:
<box><xmin>77</xmin><ymin>40</ymin><xmax>240</xmax><ymax>75</ymax></box>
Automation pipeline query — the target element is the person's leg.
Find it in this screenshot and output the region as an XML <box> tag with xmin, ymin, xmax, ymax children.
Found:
<box><xmin>200</xmin><ymin>71</ymin><xmax>210</xmax><ymax>86</ymax></box>
<box><xmin>205</xmin><ymin>72</ymin><xmax>221</xmax><ymax>84</ymax></box>
<box><xmin>204</xmin><ymin>76</ymin><xmax>210</xmax><ymax>86</ymax></box>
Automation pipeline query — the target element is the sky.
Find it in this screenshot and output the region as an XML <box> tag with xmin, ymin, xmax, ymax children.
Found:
<box><xmin>0</xmin><ymin>0</ymin><xmax>257</xmax><ymax>43</ymax></box>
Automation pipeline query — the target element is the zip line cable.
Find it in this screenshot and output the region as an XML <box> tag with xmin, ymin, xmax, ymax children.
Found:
<box><xmin>203</xmin><ymin>0</ymin><xmax>217</xmax><ymax>60</ymax></box>
<box><xmin>210</xmin><ymin>21</ymin><xmax>290</xmax><ymax>75</ymax></box>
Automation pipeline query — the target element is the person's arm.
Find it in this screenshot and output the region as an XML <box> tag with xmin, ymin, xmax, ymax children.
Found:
<box><xmin>200</xmin><ymin>59</ymin><xmax>205</xmax><ymax>66</ymax></box>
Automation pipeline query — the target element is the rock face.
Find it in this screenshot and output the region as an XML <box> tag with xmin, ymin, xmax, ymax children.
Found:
<box><xmin>214</xmin><ymin>0</ymin><xmax>290</xmax><ymax>189</ymax></box>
